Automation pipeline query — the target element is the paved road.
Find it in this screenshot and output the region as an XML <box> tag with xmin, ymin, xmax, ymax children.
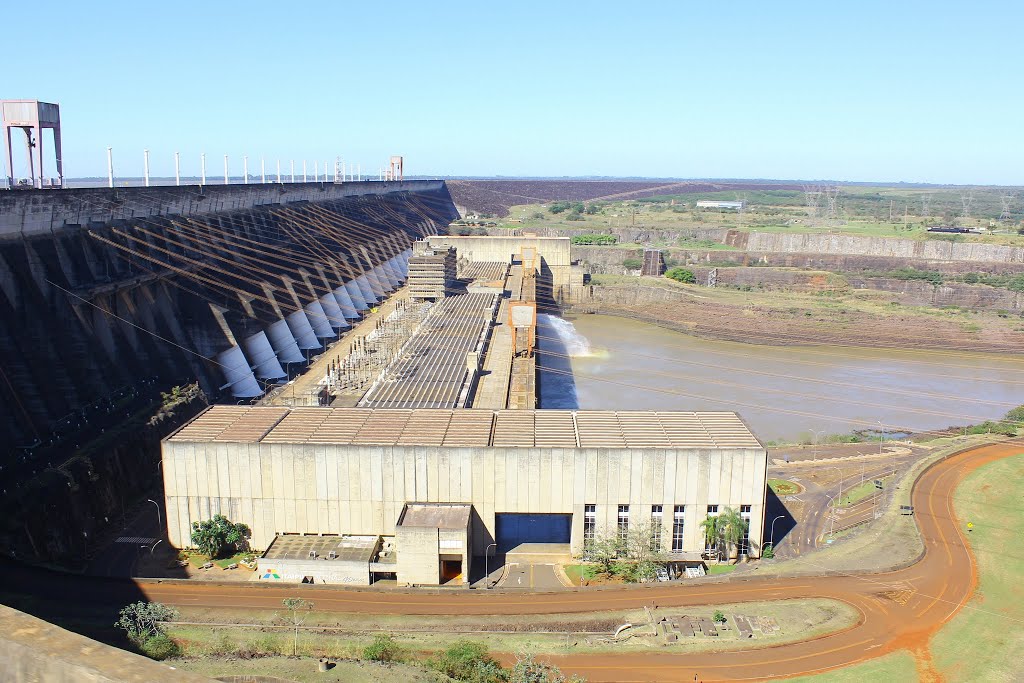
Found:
<box><xmin>4</xmin><ymin>440</ymin><xmax>1017</xmax><ymax>681</ymax></box>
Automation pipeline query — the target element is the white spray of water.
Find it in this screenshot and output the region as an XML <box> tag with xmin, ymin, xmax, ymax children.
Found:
<box><xmin>539</xmin><ymin>314</ymin><xmax>593</xmax><ymax>357</ymax></box>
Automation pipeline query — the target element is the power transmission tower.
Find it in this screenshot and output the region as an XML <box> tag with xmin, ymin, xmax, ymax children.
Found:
<box><xmin>803</xmin><ymin>184</ymin><xmax>822</xmax><ymax>218</ymax></box>
<box><xmin>960</xmin><ymin>189</ymin><xmax>975</xmax><ymax>220</ymax></box>
<box><xmin>921</xmin><ymin>193</ymin><xmax>932</xmax><ymax>217</ymax></box>
<box><xmin>1000</xmin><ymin>192</ymin><xmax>1015</xmax><ymax>222</ymax></box>
<box><xmin>825</xmin><ymin>186</ymin><xmax>840</xmax><ymax>221</ymax></box>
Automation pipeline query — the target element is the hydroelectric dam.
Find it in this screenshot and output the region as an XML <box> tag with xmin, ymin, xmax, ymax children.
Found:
<box><xmin>0</xmin><ymin>179</ymin><xmax>458</xmax><ymax>561</ymax></box>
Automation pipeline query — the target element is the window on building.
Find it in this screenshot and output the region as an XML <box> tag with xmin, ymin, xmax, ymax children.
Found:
<box><xmin>650</xmin><ymin>505</ymin><xmax>663</xmax><ymax>551</ymax></box>
<box><xmin>739</xmin><ymin>505</ymin><xmax>752</xmax><ymax>555</ymax></box>
<box><xmin>706</xmin><ymin>504</ymin><xmax>719</xmax><ymax>515</ymax></box>
<box><xmin>583</xmin><ymin>504</ymin><xmax>596</xmax><ymax>551</ymax></box>
<box><xmin>672</xmin><ymin>505</ymin><xmax>685</xmax><ymax>553</ymax></box>
<box><xmin>617</xmin><ymin>504</ymin><xmax>630</xmax><ymax>544</ymax></box>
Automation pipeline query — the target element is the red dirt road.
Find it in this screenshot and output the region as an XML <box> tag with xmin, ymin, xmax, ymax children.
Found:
<box><xmin>130</xmin><ymin>441</ymin><xmax>1017</xmax><ymax>681</ymax></box>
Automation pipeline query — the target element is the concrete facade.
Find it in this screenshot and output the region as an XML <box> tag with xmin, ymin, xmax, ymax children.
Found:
<box><xmin>162</xmin><ymin>408</ymin><xmax>768</xmax><ymax>566</ymax></box>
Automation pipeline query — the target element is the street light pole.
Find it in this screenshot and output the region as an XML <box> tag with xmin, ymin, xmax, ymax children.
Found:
<box><xmin>146</xmin><ymin>498</ymin><xmax>161</xmax><ymax>529</ymax></box>
<box><xmin>769</xmin><ymin>515</ymin><xmax>785</xmax><ymax>549</ymax></box>
<box><xmin>810</xmin><ymin>428</ymin><xmax>825</xmax><ymax>462</ymax></box>
<box><xmin>484</xmin><ymin>543</ymin><xmax>497</xmax><ymax>589</ymax></box>
<box><xmin>826</xmin><ymin>466</ymin><xmax>844</xmax><ymax>507</ymax></box>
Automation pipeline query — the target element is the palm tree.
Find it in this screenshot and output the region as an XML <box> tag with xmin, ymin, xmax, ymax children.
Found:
<box><xmin>700</xmin><ymin>508</ymin><xmax>749</xmax><ymax>561</ymax></box>
<box><xmin>717</xmin><ymin>507</ymin><xmax>748</xmax><ymax>561</ymax></box>
<box><xmin>699</xmin><ymin>515</ymin><xmax>721</xmax><ymax>560</ymax></box>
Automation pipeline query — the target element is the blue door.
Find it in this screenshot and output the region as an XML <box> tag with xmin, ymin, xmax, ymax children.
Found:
<box><xmin>495</xmin><ymin>513</ymin><xmax>572</xmax><ymax>551</ymax></box>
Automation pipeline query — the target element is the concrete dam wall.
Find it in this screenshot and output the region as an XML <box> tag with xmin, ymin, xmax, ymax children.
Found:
<box><xmin>0</xmin><ymin>181</ymin><xmax>459</xmax><ymax>561</ymax></box>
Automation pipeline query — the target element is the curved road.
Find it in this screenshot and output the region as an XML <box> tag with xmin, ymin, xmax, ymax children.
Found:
<box><xmin>5</xmin><ymin>441</ymin><xmax>1018</xmax><ymax>681</ymax></box>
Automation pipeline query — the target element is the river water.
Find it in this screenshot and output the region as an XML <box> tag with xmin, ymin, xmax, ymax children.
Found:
<box><xmin>536</xmin><ymin>314</ymin><xmax>1024</xmax><ymax>442</ymax></box>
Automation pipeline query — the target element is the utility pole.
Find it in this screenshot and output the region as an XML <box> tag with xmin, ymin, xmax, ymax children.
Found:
<box><xmin>302</xmin><ymin>160</ymin><xmax>307</xmax><ymax>183</ymax></box>
<box><xmin>223</xmin><ymin>154</ymin><xmax>229</xmax><ymax>185</ymax></box>
<box><xmin>200</xmin><ymin>152</ymin><xmax>206</xmax><ymax>185</ymax></box>
<box><xmin>290</xmin><ymin>160</ymin><xmax>295</xmax><ymax>183</ymax></box>
<box><xmin>174</xmin><ymin>151</ymin><xmax>180</xmax><ymax>186</ymax></box>
<box><xmin>261</xmin><ymin>157</ymin><xmax>266</xmax><ymax>184</ymax></box>
<box><xmin>143</xmin><ymin>149</ymin><xmax>150</xmax><ymax>187</ymax></box>
<box><xmin>243</xmin><ymin>155</ymin><xmax>248</xmax><ymax>184</ymax></box>
<box><xmin>106</xmin><ymin>147</ymin><xmax>114</xmax><ymax>188</ymax></box>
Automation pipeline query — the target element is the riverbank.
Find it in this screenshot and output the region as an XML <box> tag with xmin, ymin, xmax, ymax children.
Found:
<box><xmin>572</xmin><ymin>276</ymin><xmax>1024</xmax><ymax>354</ymax></box>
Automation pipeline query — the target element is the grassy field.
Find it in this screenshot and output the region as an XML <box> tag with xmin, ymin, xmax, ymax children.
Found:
<box><xmin>930</xmin><ymin>452</ymin><xmax>1024</xmax><ymax>681</ymax></box>
<box><xmin>491</xmin><ymin>192</ymin><xmax>1024</xmax><ymax>246</ymax></box>
<box><xmin>175</xmin><ymin>656</ymin><xmax>440</xmax><ymax>682</ymax></box>
<box><xmin>783</xmin><ymin>651</ymin><xmax>919</xmax><ymax>682</ymax></box>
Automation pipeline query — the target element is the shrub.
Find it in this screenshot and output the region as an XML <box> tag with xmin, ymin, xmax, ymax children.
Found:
<box><xmin>140</xmin><ymin>633</ymin><xmax>180</xmax><ymax>660</ymax></box>
<box><xmin>585</xmin><ymin>204</ymin><xmax>600</xmax><ymax>215</ymax></box>
<box><xmin>713</xmin><ymin>610</ymin><xmax>727</xmax><ymax>624</ymax></box>
<box><xmin>1005</xmin><ymin>406</ymin><xmax>1024</xmax><ymax>424</ymax></box>
<box><xmin>530</xmin><ymin>212</ymin><xmax>545</xmax><ymax>220</ymax></box>
<box><xmin>429</xmin><ymin>640</ymin><xmax>504</xmax><ymax>682</ymax></box>
<box><xmin>565</xmin><ymin>211</ymin><xmax>586</xmax><ymax>222</ymax></box>
<box><xmin>761</xmin><ymin>544</ymin><xmax>775</xmax><ymax>559</ymax></box>
<box><xmin>665</xmin><ymin>267</ymin><xmax>696</xmax><ymax>284</ymax></box>
<box><xmin>363</xmin><ymin>633</ymin><xmax>401</xmax><ymax>663</ymax></box>
<box><xmin>621</xmin><ymin>258</ymin><xmax>643</xmax><ymax>270</ymax></box>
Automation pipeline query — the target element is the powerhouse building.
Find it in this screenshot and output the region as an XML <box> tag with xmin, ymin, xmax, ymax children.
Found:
<box><xmin>162</xmin><ymin>405</ymin><xmax>767</xmax><ymax>585</ymax></box>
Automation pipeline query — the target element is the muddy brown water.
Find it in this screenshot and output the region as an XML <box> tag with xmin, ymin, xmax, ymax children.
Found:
<box><xmin>536</xmin><ymin>314</ymin><xmax>1024</xmax><ymax>442</ymax></box>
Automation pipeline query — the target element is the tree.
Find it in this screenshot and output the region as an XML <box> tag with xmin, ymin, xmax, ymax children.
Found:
<box><xmin>190</xmin><ymin>514</ymin><xmax>250</xmax><ymax>559</ymax></box>
<box><xmin>115</xmin><ymin>601</ymin><xmax>179</xmax><ymax>646</ymax></box>
<box><xmin>665</xmin><ymin>267</ymin><xmax>696</xmax><ymax>284</ymax></box>
<box><xmin>701</xmin><ymin>508</ymin><xmax>748</xmax><ymax>561</ymax></box>
<box><xmin>280</xmin><ymin>597</ymin><xmax>313</xmax><ymax>656</ymax></box>
<box><xmin>621</xmin><ymin>258</ymin><xmax>643</xmax><ymax>270</ymax></box>
<box><xmin>584</xmin><ymin>522</ymin><xmax>666</xmax><ymax>582</ymax></box>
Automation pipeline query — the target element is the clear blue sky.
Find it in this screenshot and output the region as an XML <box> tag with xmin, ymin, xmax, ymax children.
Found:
<box><xmin>5</xmin><ymin>1</ymin><xmax>1022</xmax><ymax>184</ymax></box>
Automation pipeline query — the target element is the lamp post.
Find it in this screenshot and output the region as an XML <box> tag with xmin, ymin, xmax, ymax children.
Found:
<box><xmin>826</xmin><ymin>466</ymin><xmax>844</xmax><ymax>508</ymax></box>
<box><xmin>877</xmin><ymin>420</ymin><xmax>884</xmax><ymax>455</ymax></box>
<box><xmin>484</xmin><ymin>543</ymin><xmax>497</xmax><ymax>589</ymax></box>
<box><xmin>810</xmin><ymin>428</ymin><xmax>826</xmax><ymax>462</ymax></box>
<box><xmin>146</xmin><ymin>498</ymin><xmax>161</xmax><ymax>529</ymax></box>
<box><xmin>769</xmin><ymin>514</ymin><xmax>785</xmax><ymax>549</ymax></box>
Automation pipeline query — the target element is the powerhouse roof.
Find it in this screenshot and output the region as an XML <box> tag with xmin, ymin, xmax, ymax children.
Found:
<box><xmin>168</xmin><ymin>406</ymin><xmax>763</xmax><ymax>450</ymax></box>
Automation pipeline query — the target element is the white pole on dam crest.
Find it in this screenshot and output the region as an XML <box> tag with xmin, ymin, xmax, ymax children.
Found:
<box><xmin>224</xmin><ymin>155</ymin><xmax>229</xmax><ymax>185</ymax></box>
<box><xmin>143</xmin><ymin>149</ymin><xmax>150</xmax><ymax>187</ymax></box>
<box><xmin>106</xmin><ymin>147</ymin><xmax>114</xmax><ymax>188</ymax></box>
<box><xmin>201</xmin><ymin>152</ymin><xmax>206</xmax><ymax>185</ymax></box>
<box><xmin>243</xmin><ymin>155</ymin><xmax>248</xmax><ymax>184</ymax></box>
<box><xmin>174</xmin><ymin>152</ymin><xmax>180</xmax><ymax>186</ymax></box>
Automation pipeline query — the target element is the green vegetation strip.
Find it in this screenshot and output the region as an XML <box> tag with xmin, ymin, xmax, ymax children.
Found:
<box><xmin>930</xmin><ymin>452</ymin><xmax>1024</xmax><ymax>681</ymax></box>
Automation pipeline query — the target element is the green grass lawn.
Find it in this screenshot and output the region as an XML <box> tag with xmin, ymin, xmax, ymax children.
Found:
<box><xmin>562</xmin><ymin>564</ymin><xmax>595</xmax><ymax>585</ymax></box>
<box><xmin>832</xmin><ymin>476</ymin><xmax>891</xmax><ymax>507</ymax></box>
<box><xmin>930</xmin><ymin>452</ymin><xmax>1024</xmax><ymax>681</ymax></box>
<box><xmin>783</xmin><ymin>651</ymin><xmax>919</xmax><ymax>682</ymax></box>
<box><xmin>706</xmin><ymin>564</ymin><xmax>738</xmax><ymax>575</ymax></box>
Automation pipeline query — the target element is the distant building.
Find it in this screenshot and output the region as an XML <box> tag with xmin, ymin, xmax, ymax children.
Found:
<box><xmin>696</xmin><ymin>201</ymin><xmax>744</xmax><ymax>210</ymax></box>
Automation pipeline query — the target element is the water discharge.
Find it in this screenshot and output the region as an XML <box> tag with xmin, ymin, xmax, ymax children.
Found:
<box><xmin>538</xmin><ymin>314</ymin><xmax>593</xmax><ymax>357</ymax></box>
<box><xmin>536</xmin><ymin>314</ymin><xmax>1024</xmax><ymax>442</ymax></box>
